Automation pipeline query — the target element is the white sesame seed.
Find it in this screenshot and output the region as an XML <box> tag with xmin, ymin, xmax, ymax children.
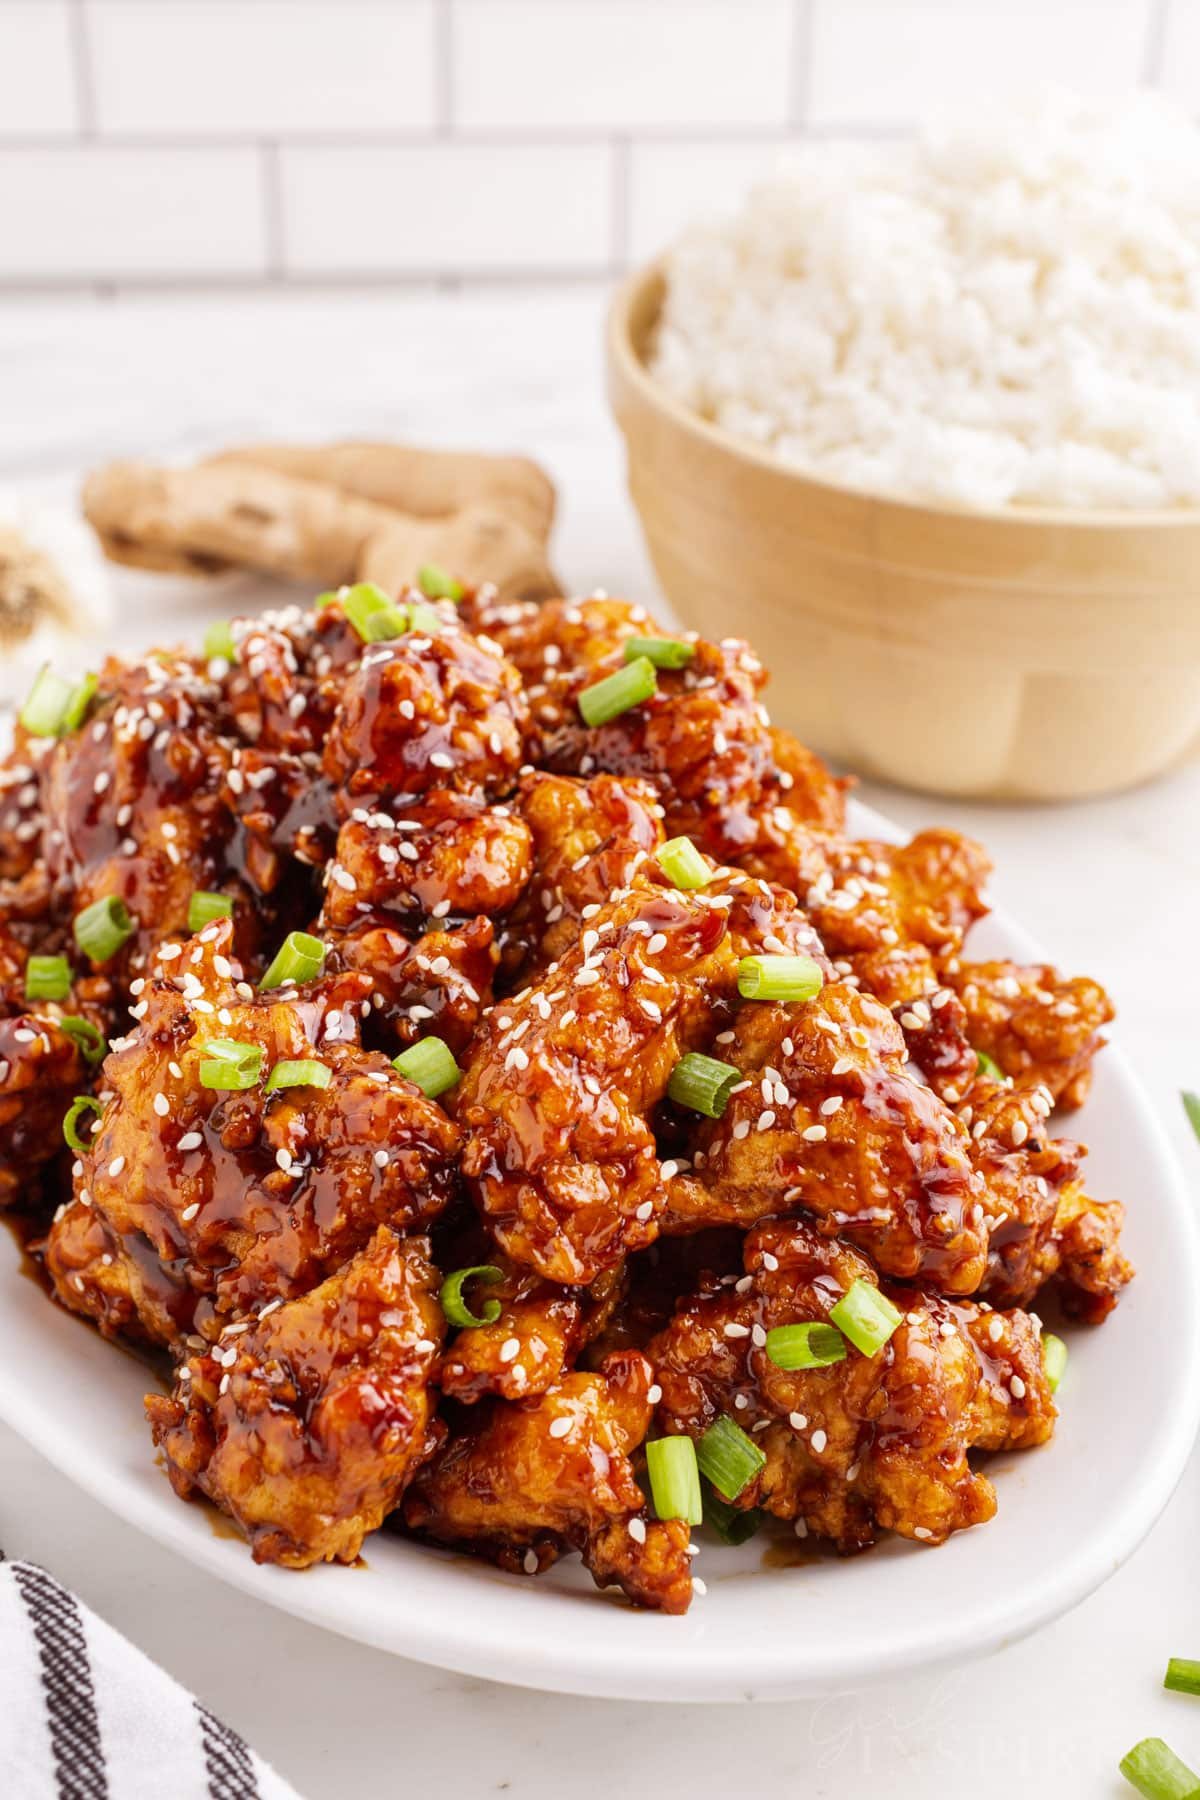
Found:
<box><xmin>180</xmin><ymin>1202</ymin><xmax>200</xmax><ymax>1222</ymax></box>
<box><xmin>1010</xmin><ymin>1375</ymin><xmax>1027</xmax><ymax>1399</ymax></box>
<box><xmin>723</xmin><ymin>1322</ymin><xmax>750</xmax><ymax>1339</ymax></box>
<box><xmin>523</xmin><ymin>1549</ymin><xmax>538</xmax><ymax>1574</ymax></box>
<box><xmin>107</xmin><ymin>1156</ymin><xmax>125</xmax><ymax>1177</ymax></box>
<box><xmin>647</xmin><ymin>1384</ymin><xmax>663</xmax><ymax>1405</ymax></box>
<box><xmin>177</xmin><ymin>1131</ymin><xmax>202</xmax><ymax>1151</ymax></box>
<box><xmin>820</xmin><ymin>1095</ymin><xmax>844</xmax><ymax>1116</ymax></box>
<box><xmin>810</xmin><ymin>1429</ymin><xmax>828</xmax><ymax>1454</ymax></box>
<box><xmin>789</xmin><ymin>1411</ymin><xmax>808</xmax><ymax>1431</ymax></box>
<box><xmin>801</xmin><ymin>1124</ymin><xmax>827</xmax><ymax>1142</ymax></box>
<box><xmin>913</xmin><ymin>1526</ymin><xmax>933</xmax><ymax>1540</ymax></box>
<box><xmin>628</xmin><ymin>1517</ymin><xmax>647</xmax><ymax>1544</ymax></box>
<box><xmin>152</xmin><ymin>1093</ymin><xmax>169</xmax><ymax>1116</ymax></box>
<box><xmin>751</xmin><ymin>1324</ymin><xmax>767</xmax><ymax>1348</ymax></box>
<box><xmin>499</xmin><ymin>1337</ymin><xmax>520</xmax><ymax>1363</ymax></box>
<box><xmin>548</xmin><ymin>1416</ymin><xmax>572</xmax><ymax>1439</ymax></box>
<box><xmin>635</xmin><ymin>1199</ymin><xmax>654</xmax><ymax>1222</ymax></box>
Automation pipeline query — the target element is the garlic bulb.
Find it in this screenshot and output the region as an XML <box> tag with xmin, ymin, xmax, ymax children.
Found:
<box><xmin>0</xmin><ymin>491</ymin><xmax>113</xmax><ymax>711</ymax></box>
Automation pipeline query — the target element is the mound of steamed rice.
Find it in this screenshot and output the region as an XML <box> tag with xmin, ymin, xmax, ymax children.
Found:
<box><xmin>649</xmin><ymin>92</ymin><xmax>1200</xmax><ymax>511</ymax></box>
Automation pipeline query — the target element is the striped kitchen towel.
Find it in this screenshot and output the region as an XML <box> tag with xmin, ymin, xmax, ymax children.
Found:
<box><xmin>0</xmin><ymin>1559</ymin><xmax>302</xmax><ymax>1800</ymax></box>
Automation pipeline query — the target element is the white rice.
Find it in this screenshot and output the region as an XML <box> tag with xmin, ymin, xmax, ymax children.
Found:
<box><xmin>649</xmin><ymin>91</ymin><xmax>1200</xmax><ymax>511</ymax></box>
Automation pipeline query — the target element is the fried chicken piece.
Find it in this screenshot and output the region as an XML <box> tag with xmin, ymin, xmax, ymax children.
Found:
<box><xmin>44</xmin><ymin>918</ymin><xmax>461</xmax><ymax>1345</ymax></box>
<box><xmin>945</xmin><ymin>958</ymin><xmax>1113</xmax><ymax>1109</ymax></box>
<box><xmin>847</xmin><ymin>944</ymin><xmax>978</xmax><ymax>1103</ymax></box>
<box><xmin>649</xmin><ymin>1217</ymin><xmax>1055</xmax><ymax>1552</ymax></box>
<box><xmin>146</xmin><ymin>1227</ymin><xmax>444</xmax><ymax>1568</ymax></box>
<box><xmin>439</xmin><ymin>1260</ymin><xmax>626</xmax><ymax>1404</ymax></box>
<box><xmin>0</xmin><ymin>1006</ymin><xmax>89</xmax><ymax>1208</ymax></box>
<box><xmin>501</xmin><ymin>771</ymin><xmax>664</xmax><ymax>979</ymax></box>
<box><xmin>322</xmin><ymin>619</ymin><xmax>530</xmax><ymax>811</ymax></box>
<box><xmin>326</xmin><ymin>912</ymin><xmax>497</xmax><ymax>1056</ymax></box>
<box><xmin>662</xmin><ymin>983</ymin><xmax>988</xmax><ymax>1292</ymax></box>
<box><xmin>965</xmin><ymin>1077</ymin><xmax>1132</xmax><ymax>1319</ymax></box>
<box><xmin>324</xmin><ymin>789</ymin><xmax>532</xmax><ymax>931</ymax></box>
<box><xmin>0</xmin><ymin>736</ymin><xmax>47</xmax><ymax>880</ymax></box>
<box><xmin>404</xmin><ymin>1349</ymin><xmax>694</xmax><ymax>1612</ymax></box>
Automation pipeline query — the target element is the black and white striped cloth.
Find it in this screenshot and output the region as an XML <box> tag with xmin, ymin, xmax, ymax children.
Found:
<box><xmin>0</xmin><ymin>1559</ymin><xmax>302</xmax><ymax>1800</ymax></box>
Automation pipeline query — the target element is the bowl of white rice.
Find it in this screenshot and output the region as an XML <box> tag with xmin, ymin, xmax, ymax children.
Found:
<box><xmin>607</xmin><ymin>91</ymin><xmax>1200</xmax><ymax>800</ymax></box>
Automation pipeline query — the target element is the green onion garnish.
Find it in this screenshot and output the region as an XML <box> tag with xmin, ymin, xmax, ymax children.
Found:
<box><xmin>188</xmin><ymin>890</ymin><xmax>234</xmax><ymax>932</ymax></box>
<box><xmin>417</xmin><ymin>563</ymin><xmax>463</xmax><ymax>602</ymax></box>
<box><xmin>696</xmin><ymin>1414</ymin><xmax>766</xmax><ymax>1501</ymax></box>
<box><xmin>440</xmin><ymin>1264</ymin><xmax>504</xmax><ymax>1329</ymax></box>
<box><xmin>1119</xmin><ymin>1737</ymin><xmax>1200</xmax><ymax>1799</ymax></box>
<box><xmin>62</xmin><ymin>1095</ymin><xmax>103</xmax><ymax>1155</ymax></box>
<box><xmin>24</xmin><ymin>954</ymin><xmax>71</xmax><ymax>1002</ymax></box>
<box><xmin>737</xmin><ymin>954</ymin><xmax>824</xmax><ymax>1004</ymax></box>
<box><xmin>203</xmin><ymin>621</ymin><xmax>236</xmax><ymax>663</ymax></box>
<box><xmin>258</xmin><ymin>930</ymin><xmax>326</xmax><ymax>991</ymax></box>
<box><xmin>392</xmin><ymin>1036</ymin><xmax>461</xmax><ymax>1100</ymax></box>
<box><xmin>655</xmin><ymin>835</ymin><xmax>711</xmax><ymax>891</ymax></box>
<box><xmin>198</xmin><ymin>1039</ymin><xmax>263</xmax><ymax>1091</ymax></box>
<box><xmin>19</xmin><ymin>665</ymin><xmax>74</xmax><ymax>737</ymax></box>
<box><xmin>765</xmin><ymin>1322</ymin><xmax>847</xmax><ymax>1371</ymax></box>
<box><xmin>623</xmin><ymin>636</ymin><xmax>695</xmax><ymax>671</ymax></box>
<box><xmin>976</xmin><ymin>1049</ymin><xmax>1004</xmax><ymax>1080</ymax></box>
<box><xmin>1042</xmin><ymin>1332</ymin><xmax>1068</xmax><ymax>1393</ymax></box>
<box><xmin>61</xmin><ymin>672</ymin><xmax>98</xmax><ymax>734</ymax></box>
<box><xmin>828</xmin><ymin>1279</ymin><xmax>902</xmax><ymax>1358</ymax></box>
<box><xmin>342</xmin><ymin>582</ymin><xmax>409</xmax><ymax>643</ymax></box>
<box><xmin>578</xmin><ymin>656</ymin><xmax>658</xmax><ymax>728</ymax></box>
<box><xmin>645</xmin><ymin>1436</ymin><xmax>703</xmax><ymax>1526</ymax></box>
<box><xmin>667</xmin><ymin>1052</ymin><xmax>740</xmax><ymax>1119</ymax></box>
<box><xmin>1182</xmin><ymin>1091</ymin><xmax>1200</xmax><ymax>1143</ymax></box>
<box><xmin>703</xmin><ymin>1481</ymin><xmax>764</xmax><ymax>1546</ymax></box>
<box><xmin>1164</xmin><ymin>1659</ymin><xmax>1200</xmax><ymax>1697</ymax></box>
<box><xmin>59</xmin><ymin>1015</ymin><xmax>106</xmax><ymax>1064</ymax></box>
<box><xmin>74</xmin><ymin>895</ymin><xmax>136</xmax><ymax>964</ymax></box>
<box><xmin>265</xmin><ymin>1058</ymin><xmax>331</xmax><ymax>1093</ymax></box>
<box><xmin>406</xmin><ymin>599</ymin><xmax>443</xmax><ymax>635</ymax></box>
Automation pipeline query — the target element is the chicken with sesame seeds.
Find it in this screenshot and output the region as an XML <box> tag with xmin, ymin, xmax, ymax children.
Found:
<box><xmin>404</xmin><ymin>1349</ymin><xmax>695</xmax><ymax>1612</ymax></box>
<box><xmin>146</xmin><ymin>1226</ymin><xmax>444</xmax><ymax>1568</ymax></box>
<box><xmin>845</xmin><ymin>944</ymin><xmax>979</xmax><ymax>1103</ymax></box>
<box><xmin>0</xmin><ymin>737</ymin><xmax>47</xmax><ymax>880</ymax></box>
<box><xmin>649</xmin><ymin>1217</ymin><xmax>1055</xmax><ymax>1553</ymax></box>
<box><xmin>439</xmin><ymin>1257</ymin><xmax>626</xmax><ymax>1404</ymax></box>
<box><xmin>945</xmin><ymin>958</ymin><xmax>1114</xmax><ymax>1110</ymax></box>
<box><xmin>44</xmin><ymin>917</ymin><xmax>461</xmax><ymax>1346</ymax></box>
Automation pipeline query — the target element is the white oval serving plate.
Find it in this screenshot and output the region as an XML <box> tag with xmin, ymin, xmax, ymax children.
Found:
<box><xmin>0</xmin><ymin>798</ymin><xmax>1196</xmax><ymax>1702</ymax></box>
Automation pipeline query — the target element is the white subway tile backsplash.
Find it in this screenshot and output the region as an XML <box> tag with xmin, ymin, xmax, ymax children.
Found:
<box><xmin>89</xmin><ymin>1</ymin><xmax>437</xmax><ymax>136</ymax></box>
<box><xmin>809</xmin><ymin>0</ymin><xmax>1151</xmax><ymax>126</ymax></box>
<box><xmin>280</xmin><ymin>143</ymin><xmax>612</xmax><ymax>274</ymax></box>
<box><xmin>1161</xmin><ymin>0</ymin><xmax>1200</xmax><ymax>108</ymax></box>
<box><xmin>0</xmin><ymin>148</ymin><xmax>266</xmax><ymax>278</ymax></box>
<box><xmin>628</xmin><ymin>139</ymin><xmax>791</xmax><ymax>264</ymax></box>
<box><xmin>0</xmin><ymin>3</ymin><xmax>78</xmax><ymax>137</ymax></box>
<box><xmin>451</xmin><ymin>0</ymin><xmax>795</xmax><ymax>130</ymax></box>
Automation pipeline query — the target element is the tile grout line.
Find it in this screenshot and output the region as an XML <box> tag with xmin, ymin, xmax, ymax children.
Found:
<box><xmin>436</xmin><ymin>0</ymin><xmax>453</xmax><ymax>135</ymax></box>
<box><xmin>1143</xmin><ymin>0</ymin><xmax>1170</xmax><ymax>82</ymax></box>
<box><xmin>789</xmin><ymin>0</ymin><xmax>814</xmax><ymax>129</ymax></box>
<box><xmin>261</xmin><ymin>141</ymin><xmax>285</xmax><ymax>281</ymax></box>
<box><xmin>610</xmin><ymin>135</ymin><xmax>630</xmax><ymax>273</ymax></box>
<box><xmin>68</xmin><ymin>0</ymin><xmax>96</xmax><ymax>137</ymax></box>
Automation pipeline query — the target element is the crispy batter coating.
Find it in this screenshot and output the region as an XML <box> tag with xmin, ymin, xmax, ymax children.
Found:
<box><xmin>439</xmin><ymin>1260</ymin><xmax>626</xmax><ymax>1404</ymax></box>
<box><xmin>405</xmin><ymin>1349</ymin><xmax>694</xmax><ymax>1612</ymax></box>
<box><xmin>44</xmin><ymin>918</ymin><xmax>460</xmax><ymax>1345</ymax></box>
<box><xmin>946</xmin><ymin>958</ymin><xmax>1114</xmax><ymax>1110</ymax></box>
<box><xmin>326</xmin><ymin>913</ymin><xmax>497</xmax><ymax>1056</ymax></box>
<box><xmin>146</xmin><ymin>1227</ymin><xmax>444</xmax><ymax>1567</ymax></box>
<box><xmin>0</xmin><ymin>735</ymin><xmax>47</xmax><ymax>880</ymax></box>
<box><xmin>847</xmin><ymin>944</ymin><xmax>978</xmax><ymax>1103</ymax></box>
<box><xmin>325</xmin><ymin>790</ymin><xmax>533</xmax><ymax>931</ymax></box>
<box><xmin>650</xmin><ymin>1217</ymin><xmax>1055</xmax><ymax>1551</ymax></box>
<box><xmin>0</xmin><ymin>1008</ymin><xmax>88</xmax><ymax>1209</ymax></box>
<box><xmin>662</xmin><ymin>984</ymin><xmax>988</xmax><ymax>1292</ymax></box>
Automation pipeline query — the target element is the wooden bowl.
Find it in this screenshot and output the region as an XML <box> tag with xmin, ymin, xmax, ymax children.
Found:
<box><xmin>606</xmin><ymin>263</ymin><xmax>1200</xmax><ymax>801</ymax></box>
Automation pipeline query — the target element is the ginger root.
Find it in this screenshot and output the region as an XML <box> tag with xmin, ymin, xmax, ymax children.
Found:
<box><xmin>82</xmin><ymin>441</ymin><xmax>559</xmax><ymax>603</ymax></box>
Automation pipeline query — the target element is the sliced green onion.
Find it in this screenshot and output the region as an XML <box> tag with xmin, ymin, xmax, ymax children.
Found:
<box><xmin>24</xmin><ymin>954</ymin><xmax>71</xmax><ymax>1002</ymax></box>
<box><xmin>314</xmin><ymin>589</ymin><xmax>341</xmax><ymax>610</ymax></box>
<box><xmin>578</xmin><ymin>656</ymin><xmax>657</xmax><ymax>728</ymax></box>
<box><xmin>198</xmin><ymin>1038</ymin><xmax>263</xmax><ymax>1091</ymax></box>
<box><xmin>645</xmin><ymin>1435</ymin><xmax>703</xmax><ymax>1526</ymax></box>
<box><xmin>417</xmin><ymin>563</ymin><xmax>463</xmax><ymax>602</ymax></box>
<box><xmin>266</xmin><ymin>1058</ymin><xmax>332</xmax><ymax>1093</ymax></box>
<box><xmin>19</xmin><ymin>665</ymin><xmax>74</xmax><ymax>737</ymax></box>
<box><xmin>61</xmin><ymin>672</ymin><xmax>98</xmax><ymax>734</ymax></box>
<box><xmin>828</xmin><ymin>1278</ymin><xmax>902</xmax><ymax>1358</ymax></box>
<box><xmin>1182</xmin><ymin>1091</ymin><xmax>1200</xmax><ymax>1143</ymax></box>
<box><xmin>342</xmin><ymin>582</ymin><xmax>409</xmax><ymax>643</ymax></box>
<box><xmin>623</xmin><ymin>635</ymin><xmax>695</xmax><ymax>671</ymax></box>
<box><xmin>258</xmin><ymin>930</ymin><xmax>325</xmax><ymax>991</ymax></box>
<box><xmin>203</xmin><ymin>620</ymin><xmax>236</xmax><ymax>663</ymax></box>
<box><xmin>703</xmin><ymin>1481</ymin><xmax>764</xmax><ymax>1546</ymax></box>
<box><xmin>656</xmin><ymin>835</ymin><xmax>711</xmax><ymax>891</ymax></box>
<box><xmin>1042</xmin><ymin>1332</ymin><xmax>1068</xmax><ymax>1393</ymax></box>
<box><xmin>406</xmin><ymin>599</ymin><xmax>443</xmax><ymax>636</ymax></box>
<box><xmin>1119</xmin><ymin>1737</ymin><xmax>1200</xmax><ymax>1799</ymax></box>
<box><xmin>696</xmin><ymin>1413</ymin><xmax>766</xmax><ymax>1501</ymax></box>
<box><xmin>74</xmin><ymin>895</ymin><xmax>136</xmax><ymax>964</ymax></box>
<box><xmin>976</xmin><ymin>1049</ymin><xmax>1005</xmax><ymax>1081</ymax></box>
<box><xmin>737</xmin><ymin>954</ymin><xmax>824</xmax><ymax>1004</ymax></box>
<box><xmin>766</xmin><ymin>1322</ymin><xmax>847</xmax><ymax>1371</ymax></box>
<box><xmin>440</xmin><ymin>1264</ymin><xmax>504</xmax><ymax>1329</ymax></box>
<box><xmin>59</xmin><ymin>1015</ymin><xmax>106</xmax><ymax>1064</ymax></box>
<box><xmin>667</xmin><ymin>1052</ymin><xmax>740</xmax><ymax>1119</ymax></box>
<box><xmin>392</xmin><ymin>1036</ymin><xmax>461</xmax><ymax>1099</ymax></box>
<box><xmin>1164</xmin><ymin>1659</ymin><xmax>1200</xmax><ymax>1697</ymax></box>
<box><xmin>188</xmin><ymin>890</ymin><xmax>233</xmax><ymax>932</ymax></box>
<box><xmin>62</xmin><ymin>1094</ymin><xmax>103</xmax><ymax>1155</ymax></box>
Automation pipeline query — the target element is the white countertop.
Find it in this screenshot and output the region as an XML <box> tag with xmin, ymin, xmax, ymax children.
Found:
<box><xmin>2</xmin><ymin>292</ymin><xmax>1198</xmax><ymax>1799</ymax></box>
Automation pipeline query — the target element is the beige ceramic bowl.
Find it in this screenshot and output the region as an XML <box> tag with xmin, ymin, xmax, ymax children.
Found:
<box><xmin>607</xmin><ymin>264</ymin><xmax>1200</xmax><ymax>801</ymax></box>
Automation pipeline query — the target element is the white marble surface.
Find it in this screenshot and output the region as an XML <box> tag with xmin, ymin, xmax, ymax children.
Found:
<box><xmin>1</xmin><ymin>292</ymin><xmax>1198</xmax><ymax>1798</ymax></box>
